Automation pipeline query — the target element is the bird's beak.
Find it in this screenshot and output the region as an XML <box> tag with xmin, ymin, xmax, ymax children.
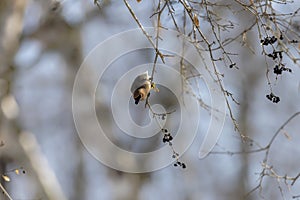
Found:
<box><xmin>133</xmin><ymin>90</ymin><xmax>142</xmax><ymax>104</ymax></box>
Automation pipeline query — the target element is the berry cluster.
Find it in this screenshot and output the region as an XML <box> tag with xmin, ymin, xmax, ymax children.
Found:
<box><xmin>174</xmin><ymin>161</ymin><xmax>186</xmax><ymax>169</ymax></box>
<box><xmin>261</xmin><ymin>36</ymin><xmax>277</xmax><ymax>46</ymax></box>
<box><xmin>162</xmin><ymin>128</ymin><xmax>187</xmax><ymax>169</ymax></box>
<box><xmin>267</xmin><ymin>50</ymin><xmax>283</xmax><ymax>60</ymax></box>
<box><xmin>162</xmin><ymin>129</ymin><xmax>173</xmax><ymax>143</ymax></box>
<box><xmin>273</xmin><ymin>64</ymin><xmax>292</xmax><ymax>75</ymax></box>
<box><xmin>266</xmin><ymin>92</ymin><xmax>280</xmax><ymax>103</ymax></box>
<box><xmin>261</xmin><ymin>33</ymin><xmax>293</xmax><ymax>103</ymax></box>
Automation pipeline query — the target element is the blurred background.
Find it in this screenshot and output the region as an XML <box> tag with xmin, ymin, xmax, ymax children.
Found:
<box><xmin>0</xmin><ymin>0</ymin><xmax>299</xmax><ymax>199</ymax></box>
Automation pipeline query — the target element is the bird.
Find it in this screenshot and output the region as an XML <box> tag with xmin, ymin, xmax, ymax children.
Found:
<box><xmin>131</xmin><ymin>71</ymin><xmax>152</xmax><ymax>105</ymax></box>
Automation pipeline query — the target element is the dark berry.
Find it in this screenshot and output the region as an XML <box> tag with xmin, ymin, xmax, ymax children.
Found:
<box><xmin>270</xmin><ymin>36</ymin><xmax>277</xmax><ymax>44</ymax></box>
<box><xmin>273</xmin><ymin>96</ymin><xmax>280</xmax><ymax>103</ymax></box>
<box><xmin>280</xmin><ymin>35</ymin><xmax>283</xmax><ymax>40</ymax></box>
<box><xmin>163</xmin><ymin>129</ymin><xmax>168</xmax><ymax>133</ymax></box>
<box><xmin>266</xmin><ymin>92</ymin><xmax>280</xmax><ymax>103</ymax></box>
<box><xmin>229</xmin><ymin>63</ymin><xmax>236</xmax><ymax>68</ymax></box>
<box><xmin>163</xmin><ymin>133</ymin><xmax>173</xmax><ymax>143</ymax></box>
<box><xmin>273</xmin><ymin>65</ymin><xmax>282</xmax><ymax>75</ymax></box>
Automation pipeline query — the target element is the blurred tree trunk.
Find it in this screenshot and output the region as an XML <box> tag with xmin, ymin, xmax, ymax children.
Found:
<box><xmin>236</xmin><ymin>35</ymin><xmax>262</xmax><ymax>200</ymax></box>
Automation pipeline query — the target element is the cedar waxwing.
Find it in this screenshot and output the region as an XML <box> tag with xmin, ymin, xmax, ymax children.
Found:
<box><xmin>131</xmin><ymin>71</ymin><xmax>152</xmax><ymax>105</ymax></box>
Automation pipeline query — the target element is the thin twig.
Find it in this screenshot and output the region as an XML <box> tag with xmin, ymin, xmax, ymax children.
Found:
<box><xmin>0</xmin><ymin>182</ymin><xmax>13</xmax><ymax>200</ymax></box>
<box><xmin>123</xmin><ymin>0</ymin><xmax>165</xmax><ymax>64</ymax></box>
